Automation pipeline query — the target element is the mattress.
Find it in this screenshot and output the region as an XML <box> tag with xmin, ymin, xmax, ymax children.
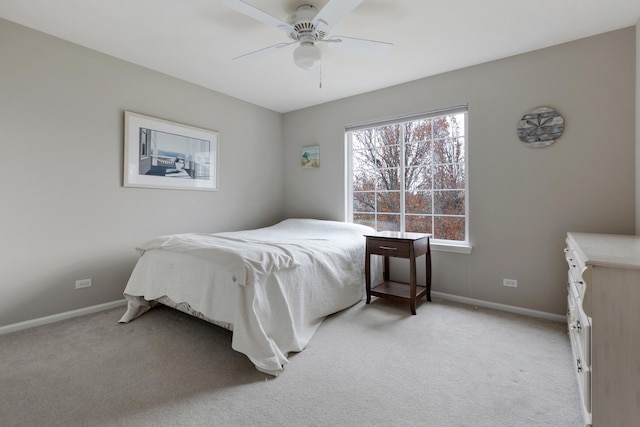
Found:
<box><xmin>119</xmin><ymin>218</ymin><xmax>382</xmax><ymax>375</ymax></box>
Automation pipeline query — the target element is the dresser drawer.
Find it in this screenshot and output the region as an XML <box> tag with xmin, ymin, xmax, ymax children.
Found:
<box><xmin>568</xmin><ymin>296</ymin><xmax>592</xmax><ymax>417</ymax></box>
<box><xmin>568</xmin><ymin>295</ymin><xmax>592</xmax><ymax>368</ymax></box>
<box><xmin>564</xmin><ymin>246</ymin><xmax>575</xmax><ymax>265</ymax></box>
<box><xmin>366</xmin><ymin>238</ymin><xmax>411</xmax><ymax>257</ymax></box>
<box><xmin>577</xmin><ymin>360</ymin><xmax>592</xmax><ymax>414</ymax></box>
<box><xmin>566</xmin><ymin>243</ymin><xmax>589</xmax><ymax>302</ymax></box>
<box><xmin>566</xmin><ymin>247</ymin><xmax>583</xmax><ymax>278</ymax></box>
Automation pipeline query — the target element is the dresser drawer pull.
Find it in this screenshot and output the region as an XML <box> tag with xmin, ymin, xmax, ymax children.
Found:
<box><xmin>576</xmin><ymin>358</ymin><xmax>583</xmax><ymax>373</ymax></box>
<box><xmin>378</xmin><ymin>246</ymin><xmax>398</xmax><ymax>250</ymax></box>
<box><xmin>570</xmin><ymin>320</ymin><xmax>582</xmax><ymax>333</ymax></box>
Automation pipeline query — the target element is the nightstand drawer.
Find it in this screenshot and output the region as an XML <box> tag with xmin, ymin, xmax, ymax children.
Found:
<box><xmin>366</xmin><ymin>238</ymin><xmax>411</xmax><ymax>258</ymax></box>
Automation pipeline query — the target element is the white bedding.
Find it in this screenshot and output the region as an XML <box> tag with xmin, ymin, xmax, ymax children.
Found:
<box><xmin>119</xmin><ymin>218</ymin><xmax>382</xmax><ymax>375</ymax></box>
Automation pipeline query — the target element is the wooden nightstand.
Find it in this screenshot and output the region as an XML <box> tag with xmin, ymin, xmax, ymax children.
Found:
<box><xmin>364</xmin><ymin>231</ymin><xmax>432</xmax><ymax>315</ymax></box>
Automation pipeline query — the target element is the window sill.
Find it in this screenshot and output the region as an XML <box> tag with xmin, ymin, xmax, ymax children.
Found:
<box><xmin>431</xmin><ymin>242</ymin><xmax>473</xmax><ymax>254</ymax></box>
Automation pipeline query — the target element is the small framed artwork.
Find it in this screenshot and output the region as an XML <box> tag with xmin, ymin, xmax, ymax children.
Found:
<box><xmin>124</xmin><ymin>111</ymin><xmax>219</xmax><ymax>191</ymax></box>
<box><xmin>301</xmin><ymin>145</ymin><xmax>320</xmax><ymax>168</ymax></box>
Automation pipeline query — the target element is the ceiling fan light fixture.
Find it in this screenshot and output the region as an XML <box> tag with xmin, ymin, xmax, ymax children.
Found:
<box><xmin>293</xmin><ymin>43</ymin><xmax>321</xmax><ymax>70</ymax></box>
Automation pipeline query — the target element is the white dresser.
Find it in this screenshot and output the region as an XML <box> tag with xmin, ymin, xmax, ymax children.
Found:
<box><xmin>565</xmin><ymin>232</ymin><xmax>640</xmax><ymax>427</ymax></box>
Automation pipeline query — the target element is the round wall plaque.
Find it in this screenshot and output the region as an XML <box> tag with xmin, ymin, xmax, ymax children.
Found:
<box><xmin>516</xmin><ymin>107</ymin><xmax>564</xmax><ymax>148</ymax></box>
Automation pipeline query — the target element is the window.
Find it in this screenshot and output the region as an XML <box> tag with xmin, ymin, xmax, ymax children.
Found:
<box><xmin>347</xmin><ymin>107</ymin><xmax>468</xmax><ymax>246</ymax></box>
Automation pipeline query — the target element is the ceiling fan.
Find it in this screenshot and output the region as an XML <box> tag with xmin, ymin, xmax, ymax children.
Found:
<box><xmin>222</xmin><ymin>0</ymin><xmax>393</xmax><ymax>71</ymax></box>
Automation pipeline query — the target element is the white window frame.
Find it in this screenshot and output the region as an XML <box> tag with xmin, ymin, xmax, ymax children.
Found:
<box><xmin>345</xmin><ymin>105</ymin><xmax>472</xmax><ymax>254</ymax></box>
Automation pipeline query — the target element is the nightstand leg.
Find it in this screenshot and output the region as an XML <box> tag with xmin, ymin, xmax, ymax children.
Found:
<box><xmin>426</xmin><ymin>240</ymin><xmax>432</xmax><ymax>302</ymax></box>
<box><xmin>410</xmin><ymin>250</ymin><xmax>417</xmax><ymax>315</ymax></box>
<box><xmin>365</xmin><ymin>252</ymin><xmax>371</xmax><ymax>304</ymax></box>
<box><xmin>383</xmin><ymin>256</ymin><xmax>389</xmax><ymax>281</ymax></box>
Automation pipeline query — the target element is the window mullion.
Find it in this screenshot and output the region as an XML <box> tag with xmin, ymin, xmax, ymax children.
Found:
<box><xmin>430</xmin><ymin>122</ymin><xmax>435</xmax><ymax>236</ymax></box>
<box><xmin>400</xmin><ymin>125</ymin><xmax>406</xmax><ymax>233</ymax></box>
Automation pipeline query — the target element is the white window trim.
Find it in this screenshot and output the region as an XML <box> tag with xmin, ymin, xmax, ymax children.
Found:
<box><xmin>431</xmin><ymin>241</ymin><xmax>473</xmax><ymax>254</ymax></box>
<box><xmin>345</xmin><ymin>105</ymin><xmax>471</xmax><ymax>252</ymax></box>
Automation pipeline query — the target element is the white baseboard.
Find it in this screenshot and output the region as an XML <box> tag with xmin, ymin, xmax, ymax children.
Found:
<box><xmin>0</xmin><ymin>299</ymin><xmax>127</xmax><ymax>336</ymax></box>
<box><xmin>431</xmin><ymin>291</ymin><xmax>566</xmax><ymax>322</ymax></box>
<box><xmin>1</xmin><ymin>293</ymin><xmax>565</xmax><ymax>336</ymax></box>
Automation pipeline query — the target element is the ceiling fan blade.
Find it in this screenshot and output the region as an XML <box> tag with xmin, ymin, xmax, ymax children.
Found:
<box><xmin>223</xmin><ymin>0</ymin><xmax>293</xmax><ymax>33</ymax></box>
<box><xmin>313</xmin><ymin>0</ymin><xmax>364</xmax><ymax>34</ymax></box>
<box><xmin>233</xmin><ymin>41</ymin><xmax>297</xmax><ymax>63</ymax></box>
<box><xmin>323</xmin><ymin>36</ymin><xmax>394</xmax><ymax>56</ymax></box>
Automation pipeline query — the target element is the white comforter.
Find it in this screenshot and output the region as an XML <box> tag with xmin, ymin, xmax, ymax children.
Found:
<box><xmin>119</xmin><ymin>219</ymin><xmax>381</xmax><ymax>375</ymax></box>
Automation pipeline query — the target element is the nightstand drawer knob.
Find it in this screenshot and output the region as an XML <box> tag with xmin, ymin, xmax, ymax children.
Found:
<box><xmin>378</xmin><ymin>246</ymin><xmax>397</xmax><ymax>250</ymax></box>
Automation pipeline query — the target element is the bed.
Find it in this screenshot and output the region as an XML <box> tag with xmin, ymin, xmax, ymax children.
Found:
<box><xmin>119</xmin><ymin>218</ymin><xmax>382</xmax><ymax>375</ymax></box>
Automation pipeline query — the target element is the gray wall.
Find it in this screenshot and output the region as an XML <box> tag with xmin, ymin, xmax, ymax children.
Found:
<box><xmin>1</xmin><ymin>19</ymin><xmax>635</xmax><ymax>327</ymax></box>
<box><xmin>0</xmin><ymin>19</ymin><xmax>285</xmax><ymax>327</ymax></box>
<box><xmin>637</xmin><ymin>19</ymin><xmax>640</xmax><ymax>234</ymax></box>
<box><xmin>283</xmin><ymin>28</ymin><xmax>636</xmax><ymax>316</ymax></box>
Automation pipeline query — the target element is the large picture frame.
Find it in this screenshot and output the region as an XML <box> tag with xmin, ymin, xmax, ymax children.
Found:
<box><xmin>124</xmin><ymin>111</ymin><xmax>219</xmax><ymax>191</ymax></box>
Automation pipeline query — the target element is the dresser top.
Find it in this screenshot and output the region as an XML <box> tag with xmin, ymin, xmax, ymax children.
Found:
<box><xmin>568</xmin><ymin>232</ymin><xmax>640</xmax><ymax>270</ymax></box>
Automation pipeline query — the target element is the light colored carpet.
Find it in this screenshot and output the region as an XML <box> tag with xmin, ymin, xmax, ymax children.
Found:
<box><xmin>0</xmin><ymin>298</ymin><xmax>583</xmax><ymax>426</ymax></box>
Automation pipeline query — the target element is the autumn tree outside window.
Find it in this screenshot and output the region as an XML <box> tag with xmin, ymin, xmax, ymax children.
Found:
<box><xmin>347</xmin><ymin>106</ymin><xmax>468</xmax><ymax>245</ymax></box>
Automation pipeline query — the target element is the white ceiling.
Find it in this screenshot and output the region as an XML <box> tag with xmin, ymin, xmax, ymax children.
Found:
<box><xmin>1</xmin><ymin>0</ymin><xmax>639</xmax><ymax>113</ymax></box>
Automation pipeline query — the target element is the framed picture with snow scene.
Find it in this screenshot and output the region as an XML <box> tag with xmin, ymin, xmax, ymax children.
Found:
<box><xmin>123</xmin><ymin>111</ymin><xmax>219</xmax><ymax>191</ymax></box>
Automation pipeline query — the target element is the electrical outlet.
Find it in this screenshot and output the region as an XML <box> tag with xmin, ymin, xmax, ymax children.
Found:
<box><xmin>75</xmin><ymin>278</ymin><xmax>92</xmax><ymax>289</ymax></box>
<box><xmin>503</xmin><ymin>279</ymin><xmax>518</xmax><ymax>288</ymax></box>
